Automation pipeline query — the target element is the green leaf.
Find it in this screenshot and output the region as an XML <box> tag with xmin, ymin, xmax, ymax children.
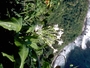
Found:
<box><xmin>0</xmin><ymin>64</ymin><xmax>3</xmax><ymax>68</ymax></box>
<box><xmin>19</xmin><ymin>45</ymin><xmax>29</xmax><ymax>68</ymax></box>
<box><xmin>36</xmin><ymin>50</ymin><xmax>43</xmax><ymax>56</ymax></box>
<box><xmin>30</xmin><ymin>43</ymin><xmax>39</xmax><ymax>50</ymax></box>
<box><xmin>1</xmin><ymin>52</ymin><xmax>15</xmax><ymax>62</ymax></box>
<box><xmin>26</xmin><ymin>25</ymin><xmax>35</xmax><ymax>33</ymax></box>
<box><xmin>30</xmin><ymin>38</ymin><xmax>38</xmax><ymax>43</ymax></box>
<box><xmin>0</xmin><ymin>17</ymin><xmax>22</xmax><ymax>32</ymax></box>
<box><xmin>42</xmin><ymin>61</ymin><xmax>51</xmax><ymax>68</ymax></box>
<box><xmin>14</xmin><ymin>38</ymin><xmax>22</xmax><ymax>47</ymax></box>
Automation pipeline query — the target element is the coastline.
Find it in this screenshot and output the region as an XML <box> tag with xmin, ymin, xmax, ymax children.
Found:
<box><xmin>51</xmin><ymin>1</ymin><xmax>90</xmax><ymax>68</ymax></box>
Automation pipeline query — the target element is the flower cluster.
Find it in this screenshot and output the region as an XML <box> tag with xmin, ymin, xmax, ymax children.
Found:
<box><xmin>34</xmin><ymin>24</ymin><xmax>64</xmax><ymax>53</ymax></box>
<box><xmin>53</xmin><ymin>24</ymin><xmax>64</xmax><ymax>45</ymax></box>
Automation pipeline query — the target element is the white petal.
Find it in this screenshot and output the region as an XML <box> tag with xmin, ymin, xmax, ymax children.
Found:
<box><xmin>54</xmin><ymin>24</ymin><xmax>59</xmax><ymax>28</ymax></box>
<box><xmin>58</xmin><ymin>31</ymin><xmax>64</xmax><ymax>35</ymax></box>
<box><xmin>58</xmin><ymin>40</ymin><xmax>63</xmax><ymax>45</ymax></box>
<box><xmin>35</xmin><ymin>25</ymin><xmax>43</xmax><ymax>31</ymax></box>
<box><xmin>54</xmin><ymin>27</ymin><xmax>59</xmax><ymax>31</ymax></box>
<box><xmin>53</xmin><ymin>49</ymin><xmax>58</xmax><ymax>53</ymax></box>
<box><xmin>53</xmin><ymin>24</ymin><xmax>59</xmax><ymax>31</ymax></box>
<box><xmin>57</xmin><ymin>36</ymin><xmax>61</xmax><ymax>39</ymax></box>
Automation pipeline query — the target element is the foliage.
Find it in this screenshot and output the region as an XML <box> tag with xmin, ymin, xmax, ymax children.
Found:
<box><xmin>0</xmin><ymin>0</ymin><xmax>88</xmax><ymax>68</ymax></box>
<box><xmin>0</xmin><ymin>17</ymin><xmax>22</xmax><ymax>32</ymax></box>
<box><xmin>1</xmin><ymin>52</ymin><xmax>15</xmax><ymax>62</ymax></box>
<box><xmin>48</xmin><ymin>0</ymin><xmax>88</xmax><ymax>46</ymax></box>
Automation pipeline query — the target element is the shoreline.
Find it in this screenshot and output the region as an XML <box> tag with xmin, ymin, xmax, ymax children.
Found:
<box><xmin>51</xmin><ymin>2</ymin><xmax>90</xmax><ymax>68</ymax></box>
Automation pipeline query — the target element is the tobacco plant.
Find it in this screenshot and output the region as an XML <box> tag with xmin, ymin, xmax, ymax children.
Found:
<box><xmin>0</xmin><ymin>0</ymin><xmax>63</xmax><ymax>68</ymax></box>
<box><xmin>0</xmin><ymin>0</ymin><xmax>88</xmax><ymax>68</ymax></box>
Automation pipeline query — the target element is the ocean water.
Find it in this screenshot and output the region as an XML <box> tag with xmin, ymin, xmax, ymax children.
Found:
<box><xmin>64</xmin><ymin>40</ymin><xmax>90</xmax><ymax>68</ymax></box>
<box><xmin>53</xmin><ymin>38</ymin><xmax>90</xmax><ymax>68</ymax></box>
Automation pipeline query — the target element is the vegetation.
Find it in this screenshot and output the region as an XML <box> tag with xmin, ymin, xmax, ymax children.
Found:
<box><xmin>49</xmin><ymin>0</ymin><xmax>88</xmax><ymax>47</ymax></box>
<box><xmin>0</xmin><ymin>0</ymin><xmax>88</xmax><ymax>68</ymax></box>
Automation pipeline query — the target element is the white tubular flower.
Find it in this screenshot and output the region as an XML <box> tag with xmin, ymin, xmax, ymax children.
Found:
<box><xmin>35</xmin><ymin>24</ymin><xmax>43</xmax><ymax>31</ymax></box>
<box><xmin>53</xmin><ymin>49</ymin><xmax>58</xmax><ymax>53</ymax></box>
<box><xmin>58</xmin><ymin>30</ymin><xmax>64</xmax><ymax>35</ymax></box>
<box><xmin>49</xmin><ymin>44</ymin><xmax>58</xmax><ymax>53</ymax></box>
<box><xmin>56</xmin><ymin>35</ymin><xmax>61</xmax><ymax>39</ymax></box>
<box><xmin>35</xmin><ymin>24</ymin><xmax>43</xmax><ymax>35</ymax></box>
<box><xmin>58</xmin><ymin>40</ymin><xmax>63</xmax><ymax>45</ymax></box>
<box><xmin>35</xmin><ymin>25</ymin><xmax>39</xmax><ymax>31</ymax></box>
<box><xmin>53</xmin><ymin>24</ymin><xmax>59</xmax><ymax>31</ymax></box>
<box><xmin>56</xmin><ymin>31</ymin><xmax>63</xmax><ymax>39</ymax></box>
<box><xmin>48</xmin><ymin>44</ymin><xmax>54</xmax><ymax>49</ymax></box>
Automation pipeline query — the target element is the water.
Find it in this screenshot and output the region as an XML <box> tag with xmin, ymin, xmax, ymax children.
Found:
<box><xmin>65</xmin><ymin>41</ymin><xmax>90</xmax><ymax>68</ymax></box>
<box><xmin>53</xmin><ymin>3</ymin><xmax>90</xmax><ymax>68</ymax></box>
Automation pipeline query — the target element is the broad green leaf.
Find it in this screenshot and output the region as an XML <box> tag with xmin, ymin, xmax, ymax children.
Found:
<box><xmin>30</xmin><ymin>43</ymin><xmax>39</xmax><ymax>50</ymax></box>
<box><xmin>1</xmin><ymin>52</ymin><xmax>15</xmax><ymax>62</ymax></box>
<box><xmin>19</xmin><ymin>45</ymin><xmax>29</xmax><ymax>68</ymax></box>
<box><xmin>0</xmin><ymin>17</ymin><xmax>22</xmax><ymax>32</ymax></box>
